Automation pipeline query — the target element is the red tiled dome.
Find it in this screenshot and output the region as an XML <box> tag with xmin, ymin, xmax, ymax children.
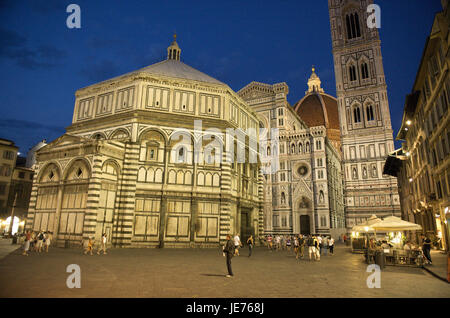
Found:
<box><xmin>293</xmin><ymin>92</ymin><xmax>340</xmax><ymax>130</ymax></box>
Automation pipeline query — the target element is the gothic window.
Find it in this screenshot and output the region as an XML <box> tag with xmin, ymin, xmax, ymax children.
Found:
<box><xmin>267</xmin><ymin>147</ymin><xmax>271</xmax><ymax>156</ymax></box>
<box><xmin>361</xmin><ymin>62</ymin><xmax>369</xmax><ymax>79</ymax></box>
<box><xmin>291</xmin><ymin>143</ymin><xmax>296</xmax><ymax>154</ymax></box>
<box><xmin>305</xmin><ymin>142</ymin><xmax>310</xmax><ymax>153</ymax></box>
<box><xmin>280</xmin><ymin>144</ymin><xmax>285</xmax><ymax>154</ymax></box>
<box><xmin>281</xmin><ymin>192</ymin><xmax>286</xmax><ymax>204</ymax></box>
<box><xmin>349</xmin><ymin>65</ymin><xmax>357</xmax><ymax>81</ymax></box>
<box><xmin>346</xmin><ymin>12</ymin><xmax>361</xmax><ymax>40</ymax></box>
<box><xmin>353</xmin><ymin>107</ymin><xmax>362</xmax><ymax>123</ymax></box>
<box><xmin>366</xmin><ymin>105</ymin><xmax>374</xmax><ymax>121</ymax></box>
<box><xmin>298</xmin><ymin>143</ymin><xmax>303</xmax><ymax>154</ymax></box>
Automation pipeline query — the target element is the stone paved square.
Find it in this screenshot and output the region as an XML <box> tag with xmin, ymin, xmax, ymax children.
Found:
<box><xmin>0</xmin><ymin>243</ymin><xmax>449</xmax><ymax>298</ymax></box>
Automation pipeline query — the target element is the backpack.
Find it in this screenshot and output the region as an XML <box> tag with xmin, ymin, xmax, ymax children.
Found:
<box><xmin>307</xmin><ymin>238</ymin><xmax>314</xmax><ymax>246</ymax></box>
<box><xmin>38</xmin><ymin>233</ymin><xmax>44</xmax><ymax>240</ymax></box>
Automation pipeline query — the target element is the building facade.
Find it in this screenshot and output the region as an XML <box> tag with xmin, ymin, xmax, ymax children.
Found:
<box><xmin>26</xmin><ymin>37</ymin><xmax>263</xmax><ymax>248</ymax></box>
<box><xmin>0</xmin><ymin>139</ymin><xmax>18</xmax><ymax>218</ymax></box>
<box><xmin>238</xmin><ymin>69</ymin><xmax>345</xmax><ymax>238</ymax></box>
<box><xmin>328</xmin><ymin>0</ymin><xmax>401</xmax><ymax>230</ymax></box>
<box><xmin>389</xmin><ymin>0</ymin><xmax>449</xmax><ymax>251</ymax></box>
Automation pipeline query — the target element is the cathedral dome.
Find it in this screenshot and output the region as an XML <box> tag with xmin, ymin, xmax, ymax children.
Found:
<box><xmin>293</xmin><ymin>67</ymin><xmax>339</xmax><ymax>130</ymax></box>
<box><xmin>293</xmin><ymin>67</ymin><xmax>341</xmax><ymax>151</ymax></box>
<box><xmin>293</xmin><ymin>93</ymin><xmax>340</xmax><ymax>130</ymax></box>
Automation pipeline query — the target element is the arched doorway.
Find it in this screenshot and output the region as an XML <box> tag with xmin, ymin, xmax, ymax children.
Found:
<box><xmin>59</xmin><ymin>159</ymin><xmax>90</xmax><ymax>244</ymax></box>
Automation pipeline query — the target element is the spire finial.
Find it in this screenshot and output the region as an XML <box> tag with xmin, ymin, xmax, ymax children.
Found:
<box><xmin>312</xmin><ymin>65</ymin><xmax>315</xmax><ymax>73</ymax></box>
<box><xmin>173</xmin><ymin>32</ymin><xmax>177</xmax><ymax>41</ymax></box>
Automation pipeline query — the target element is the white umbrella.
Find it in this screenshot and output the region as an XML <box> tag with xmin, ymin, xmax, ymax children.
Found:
<box><xmin>351</xmin><ymin>214</ymin><xmax>382</xmax><ymax>232</ymax></box>
<box><xmin>370</xmin><ymin>216</ymin><xmax>422</xmax><ymax>231</ymax></box>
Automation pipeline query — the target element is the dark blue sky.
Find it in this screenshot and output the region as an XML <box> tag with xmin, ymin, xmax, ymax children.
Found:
<box><xmin>0</xmin><ymin>0</ymin><xmax>443</xmax><ymax>154</ymax></box>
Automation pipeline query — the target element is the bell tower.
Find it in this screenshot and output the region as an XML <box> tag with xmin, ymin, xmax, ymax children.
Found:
<box><xmin>328</xmin><ymin>0</ymin><xmax>400</xmax><ymax>229</ymax></box>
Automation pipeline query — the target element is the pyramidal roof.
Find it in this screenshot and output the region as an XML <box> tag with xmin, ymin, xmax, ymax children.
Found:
<box><xmin>121</xmin><ymin>34</ymin><xmax>225</xmax><ymax>86</ymax></box>
<box><xmin>132</xmin><ymin>59</ymin><xmax>225</xmax><ymax>85</ymax></box>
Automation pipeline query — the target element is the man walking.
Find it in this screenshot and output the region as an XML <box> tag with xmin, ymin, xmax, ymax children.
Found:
<box><xmin>234</xmin><ymin>233</ymin><xmax>241</xmax><ymax>256</ymax></box>
<box><xmin>421</xmin><ymin>234</ymin><xmax>432</xmax><ymax>264</ymax></box>
<box><xmin>329</xmin><ymin>236</ymin><xmax>335</xmax><ymax>255</ymax></box>
<box><xmin>322</xmin><ymin>235</ymin><xmax>328</xmax><ymax>256</ymax></box>
<box><xmin>224</xmin><ymin>235</ymin><xmax>235</xmax><ymax>277</ymax></box>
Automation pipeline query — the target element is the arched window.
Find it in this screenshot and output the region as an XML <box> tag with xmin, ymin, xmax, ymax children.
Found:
<box><xmin>291</xmin><ymin>144</ymin><xmax>296</xmax><ymax>154</ymax></box>
<box><xmin>361</xmin><ymin>62</ymin><xmax>369</xmax><ymax>79</ymax></box>
<box><xmin>305</xmin><ymin>142</ymin><xmax>310</xmax><ymax>153</ymax></box>
<box><xmin>281</xmin><ymin>192</ymin><xmax>286</xmax><ymax>204</ymax></box>
<box><xmin>353</xmin><ymin>107</ymin><xmax>361</xmax><ymax>123</ymax></box>
<box><xmin>346</xmin><ymin>12</ymin><xmax>362</xmax><ymax>40</ymax></box>
<box><xmin>349</xmin><ymin>65</ymin><xmax>357</xmax><ymax>81</ymax></box>
<box><xmin>366</xmin><ymin>105</ymin><xmax>374</xmax><ymax>121</ymax></box>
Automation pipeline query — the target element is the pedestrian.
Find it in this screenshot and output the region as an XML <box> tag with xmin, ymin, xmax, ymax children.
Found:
<box><xmin>275</xmin><ymin>235</ymin><xmax>281</xmax><ymax>251</ymax></box>
<box><xmin>267</xmin><ymin>235</ymin><xmax>273</xmax><ymax>251</ymax></box>
<box><xmin>246</xmin><ymin>235</ymin><xmax>254</xmax><ymax>257</ymax></box>
<box><xmin>30</xmin><ymin>231</ymin><xmax>36</xmax><ymax>251</ymax></box>
<box><xmin>299</xmin><ymin>235</ymin><xmax>305</xmax><ymax>259</ymax></box>
<box><xmin>22</xmin><ymin>230</ymin><xmax>31</xmax><ymax>256</ymax></box>
<box><xmin>293</xmin><ymin>236</ymin><xmax>299</xmax><ymax>259</ymax></box>
<box><xmin>317</xmin><ymin>235</ymin><xmax>323</xmax><ymax>255</ymax></box>
<box><xmin>307</xmin><ymin>235</ymin><xmax>316</xmax><ymax>261</ymax></box>
<box><xmin>314</xmin><ymin>236</ymin><xmax>321</xmax><ymax>261</ymax></box>
<box><xmin>44</xmin><ymin>231</ymin><xmax>52</xmax><ymax>253</ymax></box>
<box><xmin>234</xmin><ymin>233</ymin><xmax>241</xmax><ymax>256</ymax></box>
<box><xmin>36</xmin><ymin>231</ymin><xmax>44</xmax><ymax>253</ymax></box>
<box><xmin>421</xmin><ymin>234</ymin><xmax>432</xmax><ymax>264</ymax></box>
<box><xmin>329</xmin><ymin>236</ymin><xmax>335</xmax><ymax>255</ymax></box>
<box><xmin>224</xmin><ymin>234</ymin><xmax>235</xmax><ymax>277</ymax></box>
<box><xmin>84</xmin><ymin>237</ymin><xmax>94</xmax><ymax>255</ymax></box>
<box><xmin>97</xmin><ymin>233</ymin><xmax>108</xmax><ymax>255</ymax></box>
<box><xmin>322</xmin><ymin>235</ymin><xmax>328</xmax><ymax>256</ymax></box>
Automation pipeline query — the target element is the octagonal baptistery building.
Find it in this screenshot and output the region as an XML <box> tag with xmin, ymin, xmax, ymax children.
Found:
<box><xmin>26</xmin><ymin>36</ymin><xmax>263</xmax><ymax>248</ymax></box>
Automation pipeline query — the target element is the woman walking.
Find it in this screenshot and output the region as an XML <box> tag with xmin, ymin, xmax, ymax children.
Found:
<box><xmin>247</xmin><ymin>235</ymin><xmax>254</xmax><ymax>257</ymax></box>
<box><xmin>22</xmin><ymin>230</ymin><xmax>31</xmax><ymax>256</ymax></box>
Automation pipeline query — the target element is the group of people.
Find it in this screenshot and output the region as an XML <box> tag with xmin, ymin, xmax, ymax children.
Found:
<box><xmin>365</xmin><ymin>233</ymin><xmax>433</xmax><ymax>265</ymax></box>
<box><xmin>222</xmin><ymin>233</ymin><xmax>336</xmax><ymax>277</ymax></box>
<box><xmin>83</xmin><ymin>234</ymin><xmax>108</xmax><ymax>255</ymax></box>
<box><xmin>22</xmin><ymin>230</ymin><xmax>52</xmax><ymax>256</ymax></box>
<box><xmin>264</xmin><ymin>234</ymin><xmax>335</xmax><ymax>261</ymax></box>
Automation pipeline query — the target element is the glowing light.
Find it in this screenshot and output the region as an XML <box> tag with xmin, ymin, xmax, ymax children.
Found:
<box><xmin>364</xmin><ymin>226</ymin><xmax>369</xmax><ymax>232</ymax></box>
<box><xmin>406</xmin><ymin>120</ymin><xmax>412</xmax><ymax>125</ymax></box>
<box><xmin>409</xmin><ymin>178</ymin><xmax>413</xmax><ymax>183</ymax></box>
<box><xmin>5</xmin><ymin>216</ymin><xmax>20</xmax><ymax>235</ymax></box>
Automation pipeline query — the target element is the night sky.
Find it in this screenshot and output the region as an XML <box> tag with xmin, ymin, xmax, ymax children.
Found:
<box><xmin>0</xmin><ymin>0</ymin><xmax>443</xmax><ymax>154</ymax></box>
